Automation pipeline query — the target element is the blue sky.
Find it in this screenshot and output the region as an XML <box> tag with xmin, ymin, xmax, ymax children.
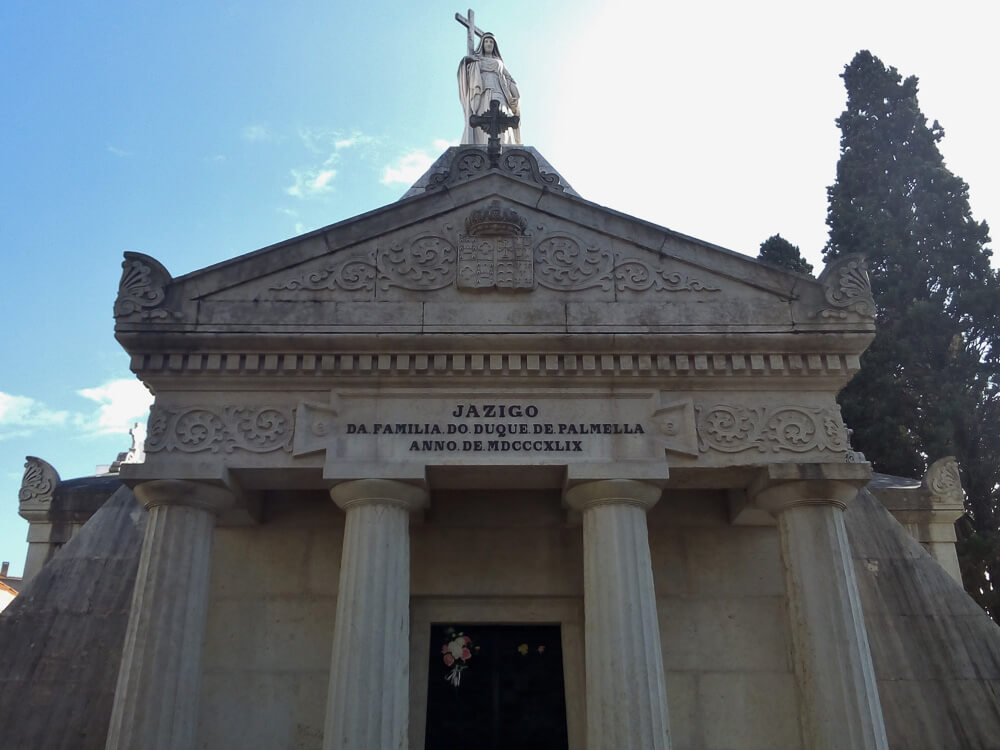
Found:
<box><xmin>2</xmin><ymin>0</ymin><xmax>997</xmax><ymax>575</ymax></box>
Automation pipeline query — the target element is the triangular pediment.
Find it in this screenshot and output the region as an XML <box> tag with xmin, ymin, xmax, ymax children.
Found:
<box><xmin>114</xmin><ymin>150</ymin><xmax>874</xmax><ymax>342</ymax></box>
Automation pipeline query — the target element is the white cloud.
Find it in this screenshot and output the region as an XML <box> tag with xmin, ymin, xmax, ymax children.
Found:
<box><xmin>76</xmin><ymin>379</ymin><xmax>154</xmax><ymax>436</ymax></box>
<box><xmin>334</xmin><ymin>134</ymin><xmax>376</xmax><ymax>150</ymax></box>
<box><xmin>206</xmin><ymin>154</ymin><xmax>226</xmax><ymax>163</ymax></box>
<box><xmin>285</xmin><ymin>166</ymin><xmax>338</xmax><ymax>198</ymax></box>
<box><xmin>312</xmin><ymin>169</ymin><xmax>336</xmax><ymax>190</ymax></box>
<box><xmin>0</xmin><ymin>393</ymin><xmax>70</xmax><ymax>438</ymax></box>
<box><xmin>381</xmin><ymin>140</ymin><xmax>457</xmax><ymax>186</ymax></box>
<box><xmin>242</xmin><ymin>124</ymin><xmax>272</xmax><ymax>142</ymax></box>
<box><xmin>298</xmin><ymin>128</ymin><xmax>377</xmax><ymax>154</ymax></box>
<box><xmin>106</xmin><ymin>144</ymin><xmax>131</xmax><ymax>157</ymax></box>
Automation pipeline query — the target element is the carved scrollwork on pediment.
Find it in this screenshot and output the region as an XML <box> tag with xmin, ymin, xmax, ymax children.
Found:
<box><xmin>535</xmin><ymin>235</ymin><xmax>614</xmax><ymax>291</ymax></box>
<box><xmin>270</xmin><ymin>233</ymin><xmax>459</xmax><ymax>294</ymax></box>
<box><xmin>19</xmin><ymin>456</ymin><xmax>60</xmax><ymax>504</ymax></box>
<box><xmin>695</xmin><ymin>404</ymin><xmax>850</xmax><ymax>454</ymax></box>
<box><xmin>534</xmin><ymin>234</ymin><xmax>722</xmax><ymax>294</ymax></box>
<box><xmin>378</xmin><ymin>234</ymin><xmax>457</xmax><ymax>291</ymax></box>
<box><xmin>114</xmin><ymin>252</ymin><xmax>181</xmax><ymax>320</ymax></box>
<box><xmin>613</xmin><ymin>260</ymin><xmax>721</xmax><ymax>293</ymax></box>
<box><xmin>425</xmin><ymin>147</ymin><xmax>564</xmax><ymax>192</ymax></box>
<box><xmin>815</xmin><ymin>254</ymin><xmax>875</xmax><ymax>319</ymax></box>
<box><xmin>497</xmin><ymin>150</ymin><xmax>562</xmax><ymax>190</ymax></box>
<box><xmin>146</xmin><ymin>405</ymin><xmax>294</xmax><ymax>454</ymax></box>
<box><xmin>270</xmin><ymin>249</ymin><xmax>377</xmax><ymax>292</ymax></box>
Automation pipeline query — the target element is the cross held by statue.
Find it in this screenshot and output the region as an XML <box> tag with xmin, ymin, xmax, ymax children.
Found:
<box><xmin>470</xmin><ymin>99</ymin><xmax>520</xmax><ymax>167</ymax></box>
<box><xmin>455</xmin><ymin>8</ymin><xmax>484</xmax><ymax>55</ymax></box>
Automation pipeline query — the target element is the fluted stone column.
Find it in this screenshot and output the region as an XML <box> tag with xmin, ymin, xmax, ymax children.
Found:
<box><xmin>753</xmin><ymin>473</ymin><xmax>888</xmax><ymax>750</ymax></box>
<box><xmin>565</xmin><ymin>479</ymin><xmax>672</xmax><ymax>750</ymax></box>
<box><xmin>106</xmin><ymin>479</ymin><xmax>234</xmax><ymax>750</ymax></box>
<box><xmin>323</xmin><ymin>479</ymin><xmax>429</xmax><ymax>750</ymax></box>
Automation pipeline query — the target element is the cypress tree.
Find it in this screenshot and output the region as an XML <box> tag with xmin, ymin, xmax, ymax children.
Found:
<box><xmin>757</xmin><ymin>234</ymin><xmax>813</xmax><ymax>274</ymax></box>
<box><xmin>824</xmin><ymin>50</ymin><xmax>1000</xmax><ymax>614</ymax></box>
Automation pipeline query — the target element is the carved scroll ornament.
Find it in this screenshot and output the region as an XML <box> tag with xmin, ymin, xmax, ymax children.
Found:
<box><xmin>270</xmin><ymin>233</ymin><xmax>458</xmax><ymax>294</ymax></box>
<box><xmin>114</xmin><ymin>252</ymin><xmax>181</xmax><ymax>320</ymax></box>
<box><xmin>924</xmin><ymin>456</ymin><xmax>965</xmax><ymax>506</ymax></box>
<box><xmin>19</xmin><ymin>456</ymin><xmax>60</xmax><ymax>504</ymax></box>
<box><xmin>145</xmin><ymin>406</ymin><xmax>295</xmax><ymax>454</ymax></box>
<box><xmin>534</xmin><ymin>234</ymin><xmax>721</xmax><ymax>294</ymax></box>
<box><xmin>425</xmin><ymin>147</ymin><xmax>564</xmax><ymax>192</ymax></box>
<box><xmin>695</xmin><ymin>404</ymin><xmax>850</xmax><ymax>454</ymax></box>
<box><xmin>816</xmin><ymin>254</ymin><xmax>875</xmax><ymax>319</ymax></box>
<box><xmin>270</xmin><ymin>250</ymin><xmax>377</xmax><ymax>293</ymax></box>
<box><xmin>378</xmin><ymin>235</ymin><xmax>456</xmax><ymax>291</ymax></box>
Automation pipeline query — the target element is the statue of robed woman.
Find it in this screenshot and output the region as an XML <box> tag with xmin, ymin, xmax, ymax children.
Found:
<box><xmin>457</xmin><ymin>33</ymin><xmax>521</xmax><ymax>145</ymax></box>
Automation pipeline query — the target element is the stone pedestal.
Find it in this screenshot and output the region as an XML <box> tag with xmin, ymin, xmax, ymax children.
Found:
<box><xmin>323</xmin><ymin>479</ymin><xmax>429</xmax><ymax>750</ymax></box>
<box><xmin>564</xmin><ymin>479</ymin><xmax>672</xmax><ymax>750</ymax></box>
<box><xmin>753</xmin><ymin>469</ymin><xmax>888</xmax><ymax>750</ymax></box>
<box><xmin>105</xmin><ymin>480</ymin><xmax>234</xmax><ymax>750</ymax></box>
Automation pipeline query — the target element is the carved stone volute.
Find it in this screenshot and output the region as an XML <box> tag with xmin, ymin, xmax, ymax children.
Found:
<box><xmin>924</xmin><ymin>456</ymin><xmax>965</xmax><ymax>508</ymax></box>
<box><xmin>114</xmin><ymin>251</ymin><xmax>181</xmax><ymax>320</ymax></box>
<box><xmin>815</xmin><ymin>254</ymin><xmax>875</xmax><ymax>320</ymax></box>
<box><xmin>19</xmin><ymin>456</ymin><xmax>60</xmax><ymax>505</ymax></box>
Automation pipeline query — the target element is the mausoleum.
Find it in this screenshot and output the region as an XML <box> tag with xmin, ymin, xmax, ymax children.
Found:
<box><xmin>4</xmin><ymin>14</ymin><xmax>1000</xmax><ymax>750</ymax></box>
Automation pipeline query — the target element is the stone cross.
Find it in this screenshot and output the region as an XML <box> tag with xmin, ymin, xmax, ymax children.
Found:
<box><xmin>469</xmin><ymin>99</ymin><xmax>520</xmax><ymax>167</ymax></box>
<box><xmin>455</xmin><ymin>8</ymin><xmax>484</xmax><ymax>56</ymax></box>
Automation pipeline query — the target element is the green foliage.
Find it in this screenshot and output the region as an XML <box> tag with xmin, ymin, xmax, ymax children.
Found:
<box><xmin>757</xmin><ymin>234</ymin><xmax>813</xmax><ymax>275</ymax></box>
<box><xmin>824</xmin><ymin>50</ymin><xmax>1000</xmax><ymax>611</ymax></box>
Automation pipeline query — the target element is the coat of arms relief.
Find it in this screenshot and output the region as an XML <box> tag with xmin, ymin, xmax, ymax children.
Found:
<box><xmin>458</xmin><ymin>200</ymin><xmax>532</xmax><ymax>290</ymax></box>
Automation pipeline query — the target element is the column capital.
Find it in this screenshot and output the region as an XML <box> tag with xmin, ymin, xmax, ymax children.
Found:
<box><xmin>564</xmin><ymin>478</ymin><xmax>662</xmax><ymax>513</ymax></box>
<box><xmin>330</xmin><ymin>478</ymin><xmax>429</xmax><ymax>513</ymax></box>
<box><xmin>133</xmin><ymin>479</ymin><xmax>236</xmax><ymax>515</ymax></box>
<box><xmin>750</xmin><ymin>463</ymin><xmax>872</xmax><ymax>515</ymax></box>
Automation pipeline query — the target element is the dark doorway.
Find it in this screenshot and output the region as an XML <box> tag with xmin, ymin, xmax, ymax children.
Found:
<box><xmin>424</xmin><ymin>624</ymin><xmax>569</xmax><ymax>750</ymax></box>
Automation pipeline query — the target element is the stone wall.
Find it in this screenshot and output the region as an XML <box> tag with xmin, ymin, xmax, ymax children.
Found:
<box><xmin>198</xmin><ymin>488</ymin><xmax>799</xmax><ymax>750</ymax></box>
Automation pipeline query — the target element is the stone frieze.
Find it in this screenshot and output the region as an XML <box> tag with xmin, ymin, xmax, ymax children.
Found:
<box><xmin>695</xmin><ymin>404</ymin><xmax>850</xmax><ymax>454</ymax></box>
<box><xmin>145</xmin><ymin>405</ymin><xmax>295</xmax><ymax>454</ymax></box>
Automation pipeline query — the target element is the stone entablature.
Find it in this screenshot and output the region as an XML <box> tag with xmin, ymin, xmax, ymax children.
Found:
<box><xmin>126</xmin><ymin>350</ymin><xmax>862</xmax><ymax>380</ymax></box>
<box><xmin>125</xmin><ymin>386</ymin><xmax>859</xmax><ymax>494</ymax></box>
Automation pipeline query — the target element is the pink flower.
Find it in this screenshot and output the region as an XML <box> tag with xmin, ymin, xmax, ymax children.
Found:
<box><xmin>463</xmin><ymin>636</ymin><xmax>472</xmax><ymax>644</ymax></box>
<box><xmin>441</xmin><ymin>644</ymin><xmax>449</xmax><ymax>654</ymax></box>
<box><xmin>444</xmin><ymin>654</ymin><xmax>455</xmax><ymax>666</ymax></box>
<box><xmin>538</xmin><ymin>645</ymin><xmax>546</xmax><ymax>653</ymax></box>
<box><xmin>461</xmin><ymin>647</ymin><xmax>472</xmax><ymax>660</ymax></box>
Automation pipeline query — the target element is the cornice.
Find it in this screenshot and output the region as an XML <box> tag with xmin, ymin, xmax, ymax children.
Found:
<box><xmin>128</xmin><ymin>350</ymin><xmax>860</xmax><ymax>382</ymax></box>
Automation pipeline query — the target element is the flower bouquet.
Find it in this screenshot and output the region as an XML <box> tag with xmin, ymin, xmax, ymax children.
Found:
<box><xmin>442</xmin><ymin>632</ymin><xmax>473</xmax><ymax>687</ymax></box>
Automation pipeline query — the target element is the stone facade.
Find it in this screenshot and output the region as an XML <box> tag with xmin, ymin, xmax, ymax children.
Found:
<box><xmin>0</xmin><ymin>143</ymin><xmax>973</xmax><ymax>750</ymax></box>
<box><xmin>100</xmin><ymin>145</ymin><xmax>894</xmax><ymax>749</ymax></box>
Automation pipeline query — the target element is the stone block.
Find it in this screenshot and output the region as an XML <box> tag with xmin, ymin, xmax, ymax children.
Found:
<box><xmin>699</xmin><ymin>671</ymin><xmax>802</xmax><ymax>749</ymax></box>
<box><xmin>659</xmin><ymin>597</ymin><xmax>791</xmax><ymax>672</ymax></box>
<box><xmin>682</xmin><ymin>526</ymin><xmax>784</xmax><ymax>597</ymax></box>
<box><xmin>648</xmin><ymin>528</ymin><xmax>688</xmax><ymax>596</ymax></box>
<box><xmin>198</xmin><ymin>670</ymin><xmax>329</xmax><ymax>750</ymax></box>
<box><xmin>423</xmin><ymin>301</ymin><xmax>567</xmax><ymax>331</ymax></box>
<box><xmin>203</xmin><ymin>597</ymin><xmax>336</xmax><ymax>672</ymax></box>
<box><xmin>411</xmin><ymin>525</ymin><xmax>583</xmax><ymax>596</ymax></box>
<box><xmin>212</xmin><ymin>527</ymin><xmax>312</xmax><ymax>597</ymax></box>
<box><xmin>305</xmin><ymin>527</ymin><xmax>343</xmax><ymax>597</ymax></box>
<box><xmin>665</xmin><ymin>670</ymin><xmax>698</xmax><ymax>750</ymax></box>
